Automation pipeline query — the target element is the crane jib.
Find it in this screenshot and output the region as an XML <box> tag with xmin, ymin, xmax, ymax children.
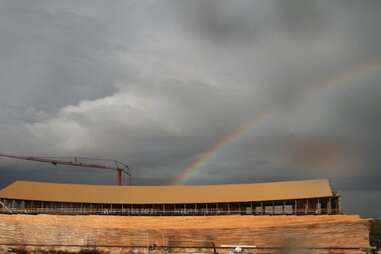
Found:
<box><xmin>0</xmin><ymin>153</ymin><xmax>131</xmax><ymax>186</ymax></box>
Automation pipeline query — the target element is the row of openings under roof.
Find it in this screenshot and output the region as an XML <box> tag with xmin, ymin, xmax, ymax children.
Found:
<box><xmin>0</xmin><ymin>197</ymin><xmax>340</xmax><ymax>216</ymax></box>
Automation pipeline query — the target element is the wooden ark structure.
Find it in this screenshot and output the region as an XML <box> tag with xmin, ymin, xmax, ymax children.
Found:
<box><xmin>0</xmin><ymin>179</ymin><xmax>341</xmax><ymax>216</ymax></box>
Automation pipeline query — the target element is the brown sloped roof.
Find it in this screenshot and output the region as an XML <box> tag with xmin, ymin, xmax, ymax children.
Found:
<box><xmin>0</xmin><ymin>179</ymin><xmax>333</xmax><ymax>204</ymax></box>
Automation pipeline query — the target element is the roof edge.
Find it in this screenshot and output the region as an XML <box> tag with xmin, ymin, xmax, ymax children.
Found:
<box><xmin>2</xmin><ymin>178</ymin><xmax>330</xmax><ymax>189</ymax></box>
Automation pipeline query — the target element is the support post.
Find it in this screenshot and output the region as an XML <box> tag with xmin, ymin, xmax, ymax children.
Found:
<box><xmin>328</xmin><ymin>197</ymin><xmax>332</xmax><ymax>214</ymax></box>
<box><xmin>317</xmin><ymin>198</ymin><xmax>321</xmax><ymax>214</ymax></box>
<box><xmin>117</xmin><ymin>169</ymin><xmax>123</xmax><ymax>186</ymax></box>
<box><xmin>305</xmin><ymin>199</ymin><xmax>309</xmax><ymax>215</ymax></box>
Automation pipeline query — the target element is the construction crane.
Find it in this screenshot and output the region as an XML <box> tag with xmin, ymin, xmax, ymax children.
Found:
<box><xmin>0</xmin><ymin>153</ymin><xmax>131</xmax><ymax>186</ymax></box>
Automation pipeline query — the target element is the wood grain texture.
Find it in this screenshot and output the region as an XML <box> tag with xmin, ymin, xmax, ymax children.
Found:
<box><xmin>0</xmin><ymin>214</ymin><xmax>370</xmax><ymax>253</ymax></box>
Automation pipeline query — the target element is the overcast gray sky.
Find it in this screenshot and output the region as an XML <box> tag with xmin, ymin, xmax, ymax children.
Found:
<box><xmin>0</xmin><ymin>0</ymin><xmax>380</xmax><ymax>217</ymax></box>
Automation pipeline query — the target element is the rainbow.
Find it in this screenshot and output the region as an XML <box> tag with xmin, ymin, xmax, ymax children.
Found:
<box><xmin>172</xmin><ymin>61</ymin><xmax>381</xmax><ymax>185</ymax></box>
<box><xmin>173</xmin><ymin>112</ymin><xmax>270</xmax><ymax>185</ymax></box>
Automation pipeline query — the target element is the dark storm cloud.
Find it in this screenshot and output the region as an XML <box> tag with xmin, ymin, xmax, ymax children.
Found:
<box><xmin>0</xmin><ymin>1</ymin><xmax>123</xmax><ymax>114</ymax></box>
<box><xmin>173</xmin><ymin>0</ymin><xmax>326</xmax><ymax>43</ymax></box>
<box><xmin>0</xmin><ymin>0</ymin><xmax>381</xmax><ymax>217</ymax></box>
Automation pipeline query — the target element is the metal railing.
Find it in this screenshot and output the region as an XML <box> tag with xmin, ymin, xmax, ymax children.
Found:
<box><xmin>0</xmin><ymin>207</ymin><xmax>341</xmax><ymax>216</ymax></box>
<box><xmin>0</xmin><ymin>200</ymin><xmax>12</xmax><ymax>213</ymax></box>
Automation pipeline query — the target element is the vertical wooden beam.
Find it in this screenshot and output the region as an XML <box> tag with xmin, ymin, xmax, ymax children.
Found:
<box><xmin>305</xmin><ymin>199</ymin><xmax>309</xmax><ymax>215</ymax></box>
<box><xmin>317</xmin><ymin>199</ymin><xmax>321</xmax><ymax>214</ymax></box>
<box><xmin>327</xmin><ymin>197</ymin><xmax>332</xmax><ymax>214</ymax></box>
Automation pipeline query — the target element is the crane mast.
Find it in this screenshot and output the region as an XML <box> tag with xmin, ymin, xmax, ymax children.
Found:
<box><xmin>0</xmin><ymin>153</ymin><xmax>131</xmax><ymax>186</ymax></box>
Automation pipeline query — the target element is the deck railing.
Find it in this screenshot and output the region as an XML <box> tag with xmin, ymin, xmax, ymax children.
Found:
<box><xmin>0</xmin><ymin>207</ymin><xmax>340</xmax><ymax>216</ymax></box>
